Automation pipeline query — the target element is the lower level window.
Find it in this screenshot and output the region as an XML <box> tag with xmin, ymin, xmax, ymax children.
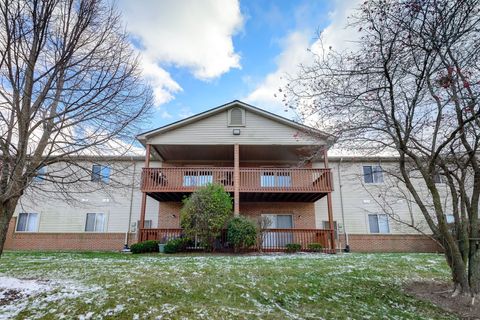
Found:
<box><xmin>85</xmin><ymin>213</ymin><xmax>106</xmax><ymax>232</ymax></box>
<box><xmin>135</xmin><ymin>220</ymin><xmax>152</xmax><ymax>231</ymax></box>
<box><xmin>368</xmin><ymin>214</ymin><xmax>390</xmax><ymax>233</ymax></box>
<box><xmin>16</xmin><ymin>212</ymin><xmax>39</xmax><ymax>232</ymax></box>
<box><xmin>322</xmin><ymin>220</ymin><xmax>339</xmax><ymax>238</ymax></box>
<box><xmin>445</xmin><ymin>214</ymin><xmax>455</xmax><ymax>224</ymax></box>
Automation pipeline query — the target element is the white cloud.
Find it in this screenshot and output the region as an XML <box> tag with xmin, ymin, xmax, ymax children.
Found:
<box><xmin>245</xmin><ymin>31</ymin><xmax>312</xmax><ymax>114</ymax></box>
<box><xmin>120</xmin><ymin>0</ymin><xmax>243</xmax><ymax>81</ymax></box>
<box><xmin>139</xmin><ymin>56</ymin><xmax>182</xmax><ymax>106</ymax></box>
<box><xmin>312</xmin><ymin>0</ymin><xmax>362</xmax><ymax>53</ymax></box>
<box><xmin>245</xmin><ymin>0</ymin><xmax>361</xmax><ymax>114</ymax></box>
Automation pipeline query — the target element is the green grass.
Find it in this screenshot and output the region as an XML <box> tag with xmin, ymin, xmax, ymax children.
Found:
<box><xmin>0</xmin><ymin>252</ymin><xmax>455</xmax><ymax>319</ymax></box>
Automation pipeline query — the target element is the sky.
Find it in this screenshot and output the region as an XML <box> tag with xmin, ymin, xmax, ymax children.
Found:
<box><xmin>117</xmin><ymin>0</ymin><xmax>361</xmax><ymax>132</ymax></box>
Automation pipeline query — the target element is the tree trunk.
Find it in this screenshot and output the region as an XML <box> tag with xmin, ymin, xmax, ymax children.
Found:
<box><xmin>0</xmin><ymin>199</ymin><xmax>19</xmax><ymax>256</ymax></box>
<box><xmin>469</xmin><ymin>244</ymin><xmax>480</xmax><ymax>296</ymax></box>
<box><xmin>444</xmin><ymin>242</ymin><xmax>472</xmax><ymax>296</ymax></box>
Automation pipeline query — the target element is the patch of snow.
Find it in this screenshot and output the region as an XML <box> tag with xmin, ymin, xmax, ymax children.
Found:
<box><xmin>0</xmin><ymin>275</ymin><xmax>101</xmax><ymax>320</ymax></box>
<box><xmin>0</xmin><ymin>276</ymin><xmax>51</xmax><ymax>298</ymax></box>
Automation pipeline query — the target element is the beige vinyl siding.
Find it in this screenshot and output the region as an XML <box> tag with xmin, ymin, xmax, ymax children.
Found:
<box><xmin>314</xmin><ymin>160</ymin><xmax>432</xmax><ymax>235</ymax></box>
<box><xmin>148</xmin><ymin>110</ymin><xmax>325</xmax><ymax>146</ymax></box>
<box><xmin>13</xmin><ymin>157</ymin><xmax>451</xmax><ymax>237</ymax></box>
<box><xmin>14</xmin><ymin>160</ymin><xmax>159</xmax><ymax>233</ymax></box>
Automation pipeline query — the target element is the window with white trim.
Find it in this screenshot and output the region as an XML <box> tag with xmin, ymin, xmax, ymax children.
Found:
<box><xmin>91</xmin><ymin>165</ymin><xmax>110</xmax><ymax>183</ymax></box>
<box><xmin>368</xmin><ymin>214</ymin><xmax>390</xmax><ymax>233</ymax></box>
<box><xmin>136</xmin><ymin>220</ymin><xmax>152</xmax><ymax>230</ymax></box>
<box><xmin>85</xmin><ymin>213</ymin><xmax>106</xmax><ymax>232</ymax></box>
<box><xmin>34</xmin><ymin>166</ymin><xmax>47</xmax><ymax>183</ymax></box>
<box><xmin>433</xmin><ymin>172</ymin><xmax>445</xmax><ymax>184</ymax></box>
<box><xmin>322</xmin><ymin>220</ymin><xmax>339</xmax><ymax>238</ymax></box>
<box><xmin>16</xmin><ymin>213</ymin><xmax>39</xmax><ymax>232</ymax></box>
<box><xmin>363</xmin><ymin>165</ymin><xmax>384</xmax><ymax>184</ymax></box>
<box><xmin>445</xmin><ymin>214</ymin><xmax>455</xmax><ymax>224</ymax></box>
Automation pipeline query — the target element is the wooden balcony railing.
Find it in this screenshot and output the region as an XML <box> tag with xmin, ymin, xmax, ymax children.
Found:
<box><xmin>239</xmin><ymin>168</ymin><xmax>332</xmax><ymax>192</ymax></box>
<box><xmin>142</xmin><ymin>167</ymin><xmax>235</xmax><ymax>192</ymax></box>
<box><xmin>141</xmin><ymin>167</ymin><xmax>332</xmax><ymax>193</ymax></box>
<box><xmin>139</xmin><ymin>228</ymin><xmax>335</xmax><ymax>253</ymax></box>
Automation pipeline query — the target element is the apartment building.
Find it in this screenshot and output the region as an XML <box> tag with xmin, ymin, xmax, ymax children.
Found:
<box><xmin>5</xmin><ymin>101</ymin><xmax>441</xmax><ymax>252</ymax></box>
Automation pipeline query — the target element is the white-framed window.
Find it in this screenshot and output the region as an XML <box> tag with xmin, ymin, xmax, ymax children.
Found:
<box><xmin>260</xmin><ymin>172</ymin><xmax>292</xmax><ymax>187</ymax></box>
<box><xmin>183</xmin><ymin>171</ymin><xmax>213</xmax><ymax>186</ymax></box>
<box><xmin>322</xmin><ymin>220</ymin><xmax>339</xmax><ymax>238</ymax></box>
<box><xmin>34</xmin><ymin>166</ymin><xmax>47</xmax><ymax>183</ymax></box>
<box><xmin>433</xmin><ymin>172</ymin><xmax>445</xmax><ymax>184</ymax></box>
<box><xmin>445</xmin><ymin>214</ymin><xmax>455</xmax><ymax>224</ymax></box>
<box><xmin>227</xmin><ymin>107</ymin><xmax>245</xmax><ymax>126</ymax></box>
<box><xmin>368</xmin><ymin>214</ymin><xmax>390</xmax><ymax>233</ymax></box>
<box><xmin>16</xmin><ymin>213</ymin><xmax>39</xmax><ymax>232</ymax></box>
<box><xmin>85</xmin><ymin>213</ymin><xmax>106</xmax><ymax>232</ymax></box>
<box><xmin>134</xmin><ymin>220</ymin><xmax>152</xmax><ymax>232</ymax></box>
<box><xmin>363</xmin><ymin>165</ymin><xmax>384</xmax><ymax>184</ymax></box>
<box><xmin>91</xmin><ymin>165</ymin><xmax>110</xmax><ymax>183</ymax></box>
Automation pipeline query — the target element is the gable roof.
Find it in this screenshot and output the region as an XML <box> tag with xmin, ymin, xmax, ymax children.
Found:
<box><xmin>136</xmin><ymin>100</ymin><xmax>334</xmax><ymax>144</ymax></box>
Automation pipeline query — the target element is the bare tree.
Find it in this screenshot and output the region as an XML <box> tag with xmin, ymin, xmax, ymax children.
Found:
<box><xmin>256</xmin><ymin>215</ymin><xmax>272</xmax><ymax>253</ymax></box>
<box><xmin>285</xmin><ymin>0</ymin><xmax>480</xmax><ymax>299</ymax></box>
<box><xmin>0</xmin><ymin>0</ymin><xmax>153</xmax><ymax>255</ymax></box>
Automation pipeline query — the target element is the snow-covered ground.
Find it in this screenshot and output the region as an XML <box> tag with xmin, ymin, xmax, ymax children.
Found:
<box><xmin>0</xmin><ymin>275</ymin><xmax>101</xmax><ymax>319</ymax></box>
<box><xmin>0</xmin><ymin>252</ymin><xmax>453</xmax><ymax>319</ymax></box>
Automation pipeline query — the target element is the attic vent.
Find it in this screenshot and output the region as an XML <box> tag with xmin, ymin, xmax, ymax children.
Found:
<box><xmin>228</xmin><ymin>107</ymin><xmax>245</xmax><ymax>126</ymax></box>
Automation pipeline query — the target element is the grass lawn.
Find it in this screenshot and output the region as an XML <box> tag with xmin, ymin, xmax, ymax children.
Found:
<box><xmin>0</xmin><ymin>252</ymin><xmax>455</xmax><ymax>319</ymax></box>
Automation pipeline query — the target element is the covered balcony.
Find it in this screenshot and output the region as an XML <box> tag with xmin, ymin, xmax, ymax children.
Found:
<box><xmin>141</xmin><ymin>167</ymin><xmax>333</xmax><ymax>202</ymax></box>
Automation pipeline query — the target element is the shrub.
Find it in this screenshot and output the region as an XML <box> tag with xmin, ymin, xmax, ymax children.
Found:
<box><xmin>164</xmin><ymin>237</ymin><xmax>190</xmax><ymax>254</ymax></box>
<box><xmin>130</xmin><ymin>240</ymin><xmax>159</xmax><ymax>254</ymax></box>
<box><xmin>181</xmin><ymin>183</ymin><xmax>233</xmax><ymax>251</ymax></box>
<box><xmin>308</xmin><ymin>243</ymin><xmax>323</xmax><ymax>252</ymax></box>
<box><xmin>227</xmin><ymin>216</ymin><xmax>257</xmax><ymax>252</ymax></box>
<box><xmin>285</xmin><ymin>243</ymin><xmax>301</xmax><ymax>253</ymax></box>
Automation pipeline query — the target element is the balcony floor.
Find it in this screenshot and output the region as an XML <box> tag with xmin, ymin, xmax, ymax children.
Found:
<box><xmin>147</xmin><ymin>191</ymin><xmax>327</xmax><ymax>202</ymax></box>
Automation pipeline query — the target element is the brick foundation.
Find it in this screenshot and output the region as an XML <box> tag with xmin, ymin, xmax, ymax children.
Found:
<box><xmin>345</xmin><ymin>234</ymin><xmax>442</xmax><ymax>253</ymax></box>
<box><xmin>5</xmin><ymin>217</ymin><xmax>442</xmax><ymax>253</ymax></box>
<box><xmin>5</xmin><ymin>218</ymin><xmax>134</xmax><ymax>251</ymax></box>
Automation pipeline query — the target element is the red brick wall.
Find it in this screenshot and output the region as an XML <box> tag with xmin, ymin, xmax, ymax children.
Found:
<box><xmin>240</xmin><ymin>202</ymin><xmax>316</xmax><ymax>228</ymax></box>
<box><xmin>5</xmin><ymin>218</ymin><xmax>134</xmax><ymax>251</ymax></box>
<box><xmin>346</xmin><ymin>234</ymin><xmax>442</xmax><ymax>253</ymax></box>
<box><xmin>158</xmin><ymin>202</ymin><xmax>182</xmax><ymax>228</ymax></box>
<box><xmin>157</xmin><ymin>201</ymin><xmax>316</xmax><ymax>229</ymax></box>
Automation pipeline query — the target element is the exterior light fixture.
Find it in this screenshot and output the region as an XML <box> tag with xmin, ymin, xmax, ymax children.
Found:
<box><xmin>233</xmin><ymin>129</ymin><xmax>241</xmax><ymax>135</ymax></box>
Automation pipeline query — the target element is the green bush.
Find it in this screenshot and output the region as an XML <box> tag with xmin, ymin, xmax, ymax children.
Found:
<box><xmin>308</xmin><ymin>243</ymin><xmax>323</xmax><ymax>252</ymax></box>
<box><xmin>164</xmin><ymin>237</ymin><xmax>190</xmax><ymax>254</ymax></box>
<box><xmin>181</xmin><ymin>183</ymin><xmax>233</xmax><ymax>251</ymax></box>
<box><xmin>130</xmin><ymin>240</ymin><xmax>159</xmax><ymax>254</ymax></box>
<box><xmin>227</xmin><ymin>216</ymin><xmax>257</xmax><ymax>252</ymax></box>
<box><xmin>285</xmin><ymin>243</ymin><xmax>301</xmax><ymax>253</ymax></box>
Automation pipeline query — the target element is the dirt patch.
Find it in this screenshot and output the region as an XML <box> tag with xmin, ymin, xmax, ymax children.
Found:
<box><xmin>405</xmin><ymin>281</ymin><xmax>479</xmax><ymax>319</ymax></box>
<box><xmin>0</xmin><ymin>289</ymin><xmax>25</xmax><ymax>306</ymax></box>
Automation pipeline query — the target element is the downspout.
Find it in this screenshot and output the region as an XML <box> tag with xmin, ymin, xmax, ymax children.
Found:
<box><xmin>124</xmin><ymin>158</ymin><xmax>137</xmax><ymax>249</ymax></box>
<box><xmin>337</xmin><ymin>157</ymin><xmax>349</xmax><ymax>250</ymax></box>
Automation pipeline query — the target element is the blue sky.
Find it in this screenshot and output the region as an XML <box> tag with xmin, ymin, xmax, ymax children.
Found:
<box><xmin>118</xmin><ymin>0</ymin><xmax>359</xmax><ymax>132</ymax></box>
